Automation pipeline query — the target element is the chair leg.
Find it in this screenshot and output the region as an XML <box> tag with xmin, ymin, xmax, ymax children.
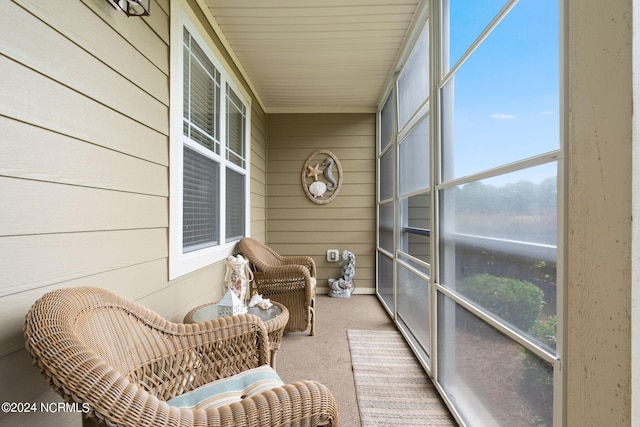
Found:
<box><xmin>309</xmin><ymin>296</ymin><xmax>316</xmax><ymax>336</ymax></box>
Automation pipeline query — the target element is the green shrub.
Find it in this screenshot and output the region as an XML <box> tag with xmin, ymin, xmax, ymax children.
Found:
<box><xmin>530</xmin><ymin>315</ymin><xmax>557</xmax><ymax>349</ymax></box>
<box><xmin>521</xmin><ymin>316</ymin><xmax>556</xmax><ymax>427</ymax></box>
<box><xmin>458</xmin><ymin>273</ymin><xmax>544</xmax><ymax>331</ymax></box>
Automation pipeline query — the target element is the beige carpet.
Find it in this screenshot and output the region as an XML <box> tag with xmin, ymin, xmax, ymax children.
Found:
<box><xmin>347</xmin><ymin>330</ymin><xmax>457</xmax><ymax>426</ymax></box>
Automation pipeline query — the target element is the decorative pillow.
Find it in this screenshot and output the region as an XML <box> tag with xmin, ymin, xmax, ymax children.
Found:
<box><xmin>167</xmin><ymin>365</ymin><xmax>284</xmax><ymax>410</ymax></box>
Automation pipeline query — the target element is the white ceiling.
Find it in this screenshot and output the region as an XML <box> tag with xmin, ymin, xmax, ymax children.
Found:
<box><xmin>202</xmin><ymin>0</ymin><xmax>427</xmax><ymax>113</ymax></box>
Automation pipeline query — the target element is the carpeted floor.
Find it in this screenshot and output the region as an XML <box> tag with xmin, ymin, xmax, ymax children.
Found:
<box><xmin>347</xmin><ymin>330</ymin><xmax>457</xmax><ymax>426</ymax></box>
<box><xmin>275</xmin><ymin>295</ymin><xmax>398</xmax><ymax>426</ymax></box>
<box><xmin>275</xmin><ymin>295</ymin><xmax>457</xmax><ymax>426</ymax></box>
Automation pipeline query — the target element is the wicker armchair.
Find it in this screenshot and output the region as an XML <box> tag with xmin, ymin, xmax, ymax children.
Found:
<box><xmin>24</xmin><ymin>287</ymin><xmax>338</xmax><ymax>427</ymax></box>
<box><xmin>239</xmin><ymin>238</ymin><xmax>317</xmax><ymax>336</ymax></box>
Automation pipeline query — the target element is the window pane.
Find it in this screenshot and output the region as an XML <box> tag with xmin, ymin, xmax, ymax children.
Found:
<box><xmin>397</xmin><ymin>264</ymin><xmax>430</xmax><ymax>356</ymax></box>
<box><xmin>439</xmin><ymin>163</ymin><xmax>557</xmax><ymax>351</ymax></box>
<box><xmin>377</xmin><ymin>252</ymin><xmax>394</xmax><ymax>310</ymax></box>
<box><xmin>226</xmin><ymin>85</ymin><xmax>246</xmax><ymax>167</ymax></box>
<box><xmin>398</xmin><ymin>23</ymin><xmax>429</xmax><ymax>130</ymax></box>
<box><xmin>380</xmin><ymin>91</ymin><xmax>394</xmax><ymax>153</ymax></box>
<box><xmin>399</xmin><ymin>117</ymin><xmax>429</xmax><ymax>196</ymax></box>
<box><xmin>443</xmin><ymin>163</ymin><xmax>557</xmax><ymax>244</ymax></box>
<box><xmin>441</xmin><ymin>0</ymin><xmax>559</xmax><ymax>182</ymax></box>
<box><xmin>183</xmin><ymin>146</ymin><xmax>219</xmax><ymax>252</ymax></box>
<box><xmin>400</xmin><ymin>193</ymin><xmax>430</xmax><ymax>269</ymax></box>
<box><xmin>438</xmin><ymin>293</ymin><xmax>554</xmax><ymax>427</ymax></box>
<box><xmin>443</xmin><ymin>0</ymin><xmax>509</xmax><ymax>71</ymax></box>
<box><xmin>183</xmin><ymin>30</ymin><xmax>220</xmax><ymax>152</ymax></box>
<box><xmin>379</xmin><ymin>202</ymin><xmax>394</xmax><ymax>253</ymax></box>
<box><xmin>379</xmin><ymin>148</ymin><xmax>394</xmax><ymax>201</ymax></box>
<box><xmin>225</xmin><ymin>168</ymin><xmax>245</xmax><ymax>242</ymax></box>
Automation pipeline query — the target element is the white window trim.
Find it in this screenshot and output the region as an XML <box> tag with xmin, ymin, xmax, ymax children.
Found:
<box><xmin>169</xmin><ymin>1</ymin><xmax>251</xmax><ymax>280</ymax></box>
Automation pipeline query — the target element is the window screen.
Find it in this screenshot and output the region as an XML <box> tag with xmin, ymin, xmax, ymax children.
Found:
<box><xmin>225</xmin><ymin>168</ymin><xmax>245</xmax><ymax>242</ymax></box>
<box><xmin>183</xmin><ymin>146</ymin><xmax>219</xmax><ymax>252</ymax></box>
<box><xmin>183</xmin><ymin>31</ymin><xmax>220</xmax><ymax>152</ymax></box>
<box><xmin>226</xmin><ymin>85</ymin><xmax>246</xmax><ymax>168</ymax></box>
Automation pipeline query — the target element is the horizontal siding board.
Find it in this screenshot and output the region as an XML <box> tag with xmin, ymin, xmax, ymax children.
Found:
<box><xmin>268</xmin><ymin>219</ymin><xmax>374</xmax><ymax>233</ymax></box>
<box><xmin>271</xmin><ymin>243</ymin><xmax>374</xmax><ymax>261</ymax></box>
<box><xmin>139</xmin><ymin>261</ymin><xmax>227</xmax><ymax>322</ymax></box>
<box><xmin>154</xmin><ymin>0</ymin><xmax>170</xmax><ymax>15</ymax></box>
<box><xmin>2</xmin><ymin>2</ymin><xmax>167</xmax><ymax>133</ymax></box>
<box><xmin>0</xmin><ymin>178</ymin><xmax>167</xmax><ymax>237</ymax></box>
<box><xmin>0</xmin><ymin>229</ymin><xmax>167</xmax><ymax>297</ymax></box>
<box><xmin>251</xmin><ymin>154</ymin><xmax>266</xmax><ymax>175</ymax></box>
<box><xmin>0</xmin><ymin>118</ymin><xmax>167</xmax><ymax>196</ymax></box>
<box><xmin>267</xmin><ymin>142</ymin><xmax>376</xmax><ymax>154</ymax></box>
<box><xmin>0</xmin><ymin>259</ymin><xmax>168</xmax><ymax>357</ymax></box>
<box><xmin>1</xmin><ymin>56</ymin><xmax>167</xmax><ymax>165</ymax></box>
<box><xmin>0</xmin><ymin>350</ymin><xmax>78</xmax><ymax>427</ymax></box>
<box><xmin>81</xmin><ymin>0</ymin><xmax>170</xmax><ymax>47</ymax></box>
<box><xmin>249</xmin><ymin>102</ymin><xmax>267</xmax><ymax>243</ymax></box>
<box><xmin>250</xmin><ymin>182</ymin><xmax>266</xmax><ymax>202</ymax></box>
<box><xmin>267</xmin><ymin>123</ymin><xmax>375</xmax><ymax>137</ymax></box>
<box><xmin>250</xmin><ymin>179</ymin><xmax>266</xmax><ymax>200</ymax></box>
<box><xmin>268</xmin><ymin>231</ymin><xmax>373</xmax><ymax>245</ymax></box>
<box><xmin>15</xmin><ymin>0</ymin><xmax>170</xmax><ymax>95</ymax></box>
<box><xmin>268</xmin><ymin>207</ymin><xmax>374</xmax><ymax>221</ymax></box>
<box><xmin>142</xmin><ymin>0</ymin><xmax>171</xmax><ymax>45</ymax></box>
<box><xmin>250</xmin><ymin>222</ymin><xmax>266</xmax><ymax>237</ymax></box>
<box><xmin>79</xmin><ymin>0</ymin><xmax>169</xmax><ymax>74</ymax></box>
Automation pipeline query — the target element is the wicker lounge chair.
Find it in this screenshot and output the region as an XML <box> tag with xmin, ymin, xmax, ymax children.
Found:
<box><xmin>24</xmin><ymin>287</ymin><xmax>338</xmax><ymax>427</ymax></box>
<box><xmin>239</xmin><ymin>238</ymin><xmax>317</xmax><ymax>336</ymax></box>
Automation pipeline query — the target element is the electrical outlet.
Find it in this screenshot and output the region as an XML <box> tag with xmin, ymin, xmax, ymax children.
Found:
<box><xmin>327</xmin><ymin>249</ymin><xmax>339</xmax><ymax>262</ymax></box>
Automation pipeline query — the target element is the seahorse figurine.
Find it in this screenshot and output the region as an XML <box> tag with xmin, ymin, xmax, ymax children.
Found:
<box><xmin>321</xmin><ymin>157</ymin><xmax>337</xmax><ymax>191</ymax></box>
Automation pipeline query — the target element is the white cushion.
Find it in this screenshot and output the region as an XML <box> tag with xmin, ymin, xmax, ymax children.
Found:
<box><xmin>167</xmin><ymin>365</ymin><xmax>284</xmax><ymax>410</ymax></box>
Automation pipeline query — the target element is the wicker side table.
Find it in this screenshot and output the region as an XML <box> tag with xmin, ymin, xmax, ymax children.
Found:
<box><xmin>184</xmin><ymin>300</ymin><xmax>289</xmax><ymax>369</ymax></box>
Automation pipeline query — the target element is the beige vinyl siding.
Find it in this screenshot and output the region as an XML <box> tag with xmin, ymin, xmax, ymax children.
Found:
<box><xmin>0</xmin><ymin>1</ymin><xmax>172</xmax><ymax>424</ymax></box>
<box><xmin>266</xmin><ymin>113</ymin><xmax>376</xmax><ymax>293</ymax></box>
<box><xmin>250</xmin><ymin>104</ymin><xmax>268</xmax><ymax>242</ymax></box>
<box><xmin>0</xmin><ymin>0</ymin><xmax>267</xmax><ymax>425</ymax></box>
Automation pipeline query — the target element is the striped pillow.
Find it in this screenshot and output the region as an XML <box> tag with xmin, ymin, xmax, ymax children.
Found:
<box><xmin>167</xmin><ymin>366</ymin><xmax>284</xmax><ymax>410</ymax></box>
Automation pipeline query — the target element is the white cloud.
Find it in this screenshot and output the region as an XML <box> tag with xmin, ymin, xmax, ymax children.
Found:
<box><xmin>490</xmin><ymin>113</ymin><xmax>516</xmax><ymax>120</ymax></box>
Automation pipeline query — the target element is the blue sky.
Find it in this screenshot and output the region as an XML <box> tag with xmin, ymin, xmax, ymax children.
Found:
<box><xmin>445</xmin><ymin>0</ymin><xmax>559</xmax><ymax>185</ymax></box>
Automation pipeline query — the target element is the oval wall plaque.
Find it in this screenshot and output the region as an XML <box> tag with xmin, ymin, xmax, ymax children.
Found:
<box><xmin>301</xmin><ymin>149</ymin><xmax>343</xmax><ymax>205</ymax></box>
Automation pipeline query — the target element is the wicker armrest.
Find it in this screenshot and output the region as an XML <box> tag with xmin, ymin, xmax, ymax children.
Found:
<box><xmin>258</xmin><ymin>263</ymin><xmax>314</xmax><ymax>282</ymax></box>
<box><xmin>279</xmin><ymin>255</ymin><xmax>317</xmax><ymax>276</ymax></box>
<box><xmin>194</xmin><ymin>380</ymin><xmax>338</xmax><ymax>426</ymax></box>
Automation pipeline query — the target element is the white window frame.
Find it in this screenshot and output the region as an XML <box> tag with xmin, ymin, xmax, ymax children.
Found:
<box><xmin>169</xmin><ymin>1</ymin><xmax>251</xmax><ymax>279</ymax></box>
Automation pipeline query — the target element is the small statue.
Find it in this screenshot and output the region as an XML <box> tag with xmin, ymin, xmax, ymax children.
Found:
<box><xmin>328</xmin><ymin>250</ymin><xmax>356</xmax><ymax>298</ymax></box>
